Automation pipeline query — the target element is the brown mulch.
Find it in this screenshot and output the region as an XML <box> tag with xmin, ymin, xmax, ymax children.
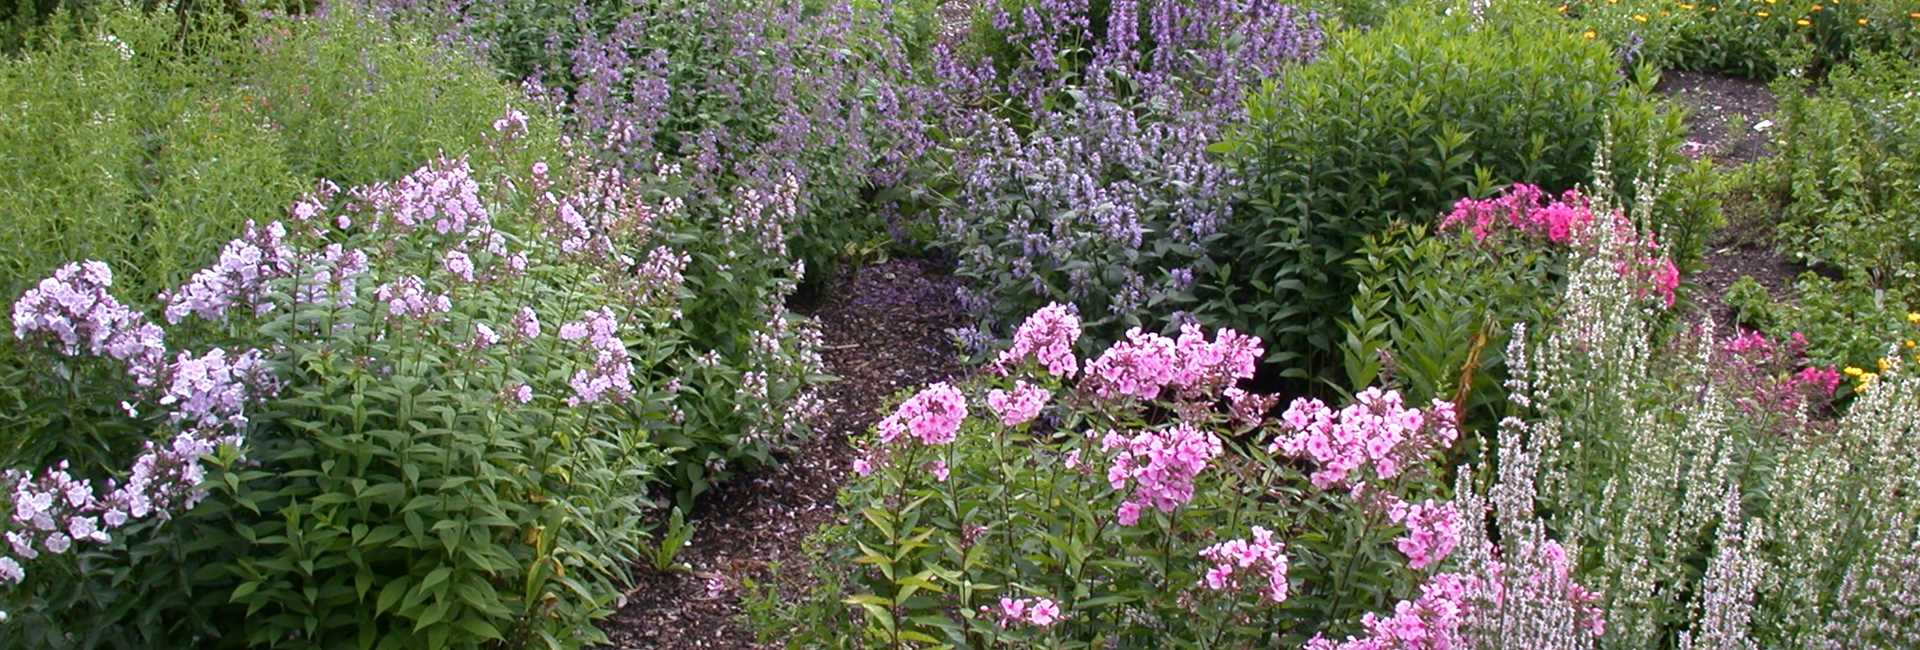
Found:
<box><xmin>1655</xmin><ymin>69</ymin><xmax>1779</xmax><ymax>166</ymax></box>
<box><xmin>1653</xmin><ymin>69</ymin><xmax>1803</xmax><ymax>326</ymax></box>
<box><xmin>598</xmin><ymin>258</ymin><xmax>966</xmax><ymax>649</ymax></box>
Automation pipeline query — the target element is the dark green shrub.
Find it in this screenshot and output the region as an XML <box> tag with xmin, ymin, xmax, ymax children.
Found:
<box><xmin>1203</xmin><ymin>8</ymin><xmax>1679</xmax><ymax>382</ymax></box>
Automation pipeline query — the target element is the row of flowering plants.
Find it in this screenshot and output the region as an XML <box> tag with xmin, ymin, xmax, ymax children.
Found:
<box><xmin>924</xmin><ymin>0</ymin><xmax>1323</xmax><ymax>352</ymax></box>
<box><xmin>0</xmin><ymin>105</ymin><xmax>824</xmax><ymax>646</ymax></box>
<box><xmin>766</xmin><ymin>299</ymin><xmax>1608</xmax><ymax>647</ymax></box>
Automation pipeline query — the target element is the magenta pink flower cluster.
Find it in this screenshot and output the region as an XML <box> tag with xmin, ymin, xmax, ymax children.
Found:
<box><xmin>373</xmin><ymin>275</ymin><xmax>452</xmax><ymax>321</ymax></box>
<box><xmin>984</xmin><ymin>596</ymin><xmax>1063</xmax><ymax>628</ymax></box>
<box><xmin>986</xmin><ymin>380</ymin><xmax>1052</xmax><ymax>427</ymax></box>
<box><xmin>1198</xmin><ymin>526</ymin><xmax>1291</xmax><ymax>604</ymax></box>
<box><xmin>12</xmin><ymin>261</ymin><xmax>167</xmax><ymax>388</ymax></box>
<box><xmin>1440</xmin><ymin>184</ymin><xmax>1681</xmax><ymax>307</ymax></box>
<box><xmin>992</xmin><ymin>302</ymin><xmax>1082</xmax><ymax>378</ymax></box>
<box><xmin>1081</xmin><ymin>323</ymin><xmax>1261</xmax><ymax>401</ymax></box>
<box><xmin>1714</xmin><ymin>329</ymin><xmax>1840</xmax><ymax>427</ymax></box>
<box><xmin>558</xmin><ymin>307</ymin><xmax>635</xmax><ymax>406</ymax></box>
<box><xmin>1307</xmin><ymin>573</ymin><xmax>1473</xmax><ymax>650</ymax></box>
<box><xmin>163</xmin><ymin>220</ymin><xmax>299</xmax><ymax>325</ymax></box>
<box><xmin>1389</xmin><ymin>499</ymin><xmax>1463</xmax><ymax>571</ymax></box>
<box><xmin>877</xmin><ymin>382</ymin><xmax>970</xmax><ymax>446</ymax></box>
<box><xmin>1103</xmin><ymin>422</ymin><xmax>1222</xmax><ymax>525</ymax></box>
<box><xmin>1269</xmin><ymin>388</ymin><xmax>1461</xmax><ymax>491</ymax></box>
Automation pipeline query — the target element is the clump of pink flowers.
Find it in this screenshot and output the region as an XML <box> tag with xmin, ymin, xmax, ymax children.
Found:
<box><xmin>162</xmin><ymin>220</ymin><xmax>298</xmax><ymax>324</ymax></box>
<box><xmin>986</xmin><ymin>380</ymin><xmax>1052</xmax><ymax>427</ymax></box>
<box><xmin>12</xmin><ymin>261</ymin><xmax>167</xmax><ymax>387</ymax></box>
<box><xmin>558</xmin><ymin>307</ymin><xmax>635</xmax><ymax>405</ymax></box>
<box><xmin>1104</xmin><ymin>422</ymin><xmax>1222</xmax><ymax>525</ymax></box>
<box><xmin>985</xmin><ymin>596</ymin><xmax>1063</xmax><ymax>628</ymax></box>
<box><xmin>877</xmin><ymin>382</ymin><xmax>970</xmax><ymax>446</ymax></box>
<box><xmin>1198</xmin><ymin>526</ymin><xmax>1292</xmax><ymax>604</ymax></box>
<box><xmin>993</xmin><ymin>302</ymin><xmax>1082</xmax><ymax>378</ymax></box>
<box><xmin>1441</xmin><ymin>184</ymin><xmax>1681</xmax><ymax>308</ymax></box>
<box><xmin>1081</xmin><ymin>327</ymin><xmax>1178</xmax><ymax>401</ymax></box>
<box><xmin>1389</xmin><ymin>499</ymin><xmax>1463</xmax><ymax>571</ymax></box>
<box><xmin>1268</xmin><ymin>387</ymin><xmax>1460</xmax><ymax>491</ymax></box>
<box><xmin>1713</xmin><ymin>329</ymin><xmax>1839</xmax><ymax>427</ymax></box>
<box><xmin>1307</xmin><ymin>573</ymin><xmax>1473</xmax><ymax>650</ymax></box>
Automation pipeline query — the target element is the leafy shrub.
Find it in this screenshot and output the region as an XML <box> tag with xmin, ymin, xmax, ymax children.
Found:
<box><xmin>1766</xmin><ymin>54</ymin><xmax>1920</xmax><ymax>296</ymax></box>
<box><xmin>0</xmin><ymin>118</ymin><xmax>685</xmax><ymax>646</ymax></box>
<box><xmin>1205</xmin><ymin>7</ymin><xmax>1682</xmax><ymax>382</ymax></box>
<box><xmin>0</xmin><ymin>4</ymin><xmax>553</xmax><ymax>471</ymax></box>
<box><xmin>926</xmin><ymin>0</ymin><xmax>1321</xmax><ymax>352</ymax></box>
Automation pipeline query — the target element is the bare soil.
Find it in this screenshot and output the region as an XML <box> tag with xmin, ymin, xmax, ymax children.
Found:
<box><xmin>598</xmin><ymin>258</ymin><xmax>965</xmax><ymax>648</ymax></box>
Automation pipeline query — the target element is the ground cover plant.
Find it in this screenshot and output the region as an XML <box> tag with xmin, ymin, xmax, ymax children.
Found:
<box><xmin>5</xmin><ymin>0</ymin><xmax>1920</xmax><ymax>647</ymax></box>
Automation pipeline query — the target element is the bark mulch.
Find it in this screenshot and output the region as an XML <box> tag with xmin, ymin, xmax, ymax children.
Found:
<box><xmin>1654</xmin><ymin>69</ymin><xmax>1802</xmax><ymax>326</ymax></box>
<box><xmin>599</xmin><ymin>258</ymin><xmax>966</xmax><ymax>649</ymax></box>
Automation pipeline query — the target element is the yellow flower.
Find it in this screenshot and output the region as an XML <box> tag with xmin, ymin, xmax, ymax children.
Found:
<box><xmin>1661</xmin><ymin>10</ymin><xmax>1672</xmax><ymax>16</ymax></box>
<box><xmin>1584</xmin><ymin>29</ymin><xmax>1598</xmax><ymax>39</ymax></box>
<box><xmin>1904</xmin><ymin>339</ymin><xmax>1916</xmax><ymax>349</ymax></box>
<box><xmin>1765</xmin><ymin>0</ymin><xmax>1775</xmax><ymax>4</ymax></box>
<box><xmin>1758</xmin><ymin>10</ymin><xmax>1771</xmax><ymax>17</ymax></box>
<box><xmin>1810</xmin><ymin>3</ymin><xmax>1822</xmax><ymax>10</ymax></box>
<box><xmin>1858</xmin><ymin>17</ymin><xmax>1869</xmax><ymax>25</ymax></box>
<box><xmin>1796</xmin><ymin>17</ymin><xmax>1811</xmax><ymax>26</ymax></box>
<box><xmin>1635</xmin><ymin>13</ymin><xmax>1649</xmax><ymax>22</ymax></box>
<box><xmin>1680</xmin><ymin>2</ymin><xmax>1695</xmax><ymax>9</ymax></box>
<box><xmin>1845</xmin><ymin>366</ymin><xmax>1865</xmax><ymax>376</ymax></box>
<box><xmin>1911</xmin><ymin>11</ymin><xmax>1920</xmax><ymax>19</ymax></box>
<box><xmin>1880</xmin><ymin>358</ymin><xmax>1893</xmax><ymax>372</ymax></box>
<box><xmin>1908</xmin><ymin>311</ymin><xmax>1920</xmax><ymax>324</ymax></box>
<box><xmin>1558</xmin><ymin>4</ymin><xmax>1569</xmax><ymax>13</ymax></box>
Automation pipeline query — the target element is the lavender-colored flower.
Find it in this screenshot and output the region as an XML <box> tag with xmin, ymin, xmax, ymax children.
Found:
<box><xmin>12</xmin><ymin>261</ymin><xmax>167</xmax><ymax>387</ymax></box>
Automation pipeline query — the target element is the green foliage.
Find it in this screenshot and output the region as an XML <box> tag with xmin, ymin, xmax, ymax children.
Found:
<box><xmin>1729</xmin><ymin>272</ymin><xmax>1913</xmax><ymax>369</ymax></box>
<box><xmin>1561</xmin><ymin>0</ymin><xmax>1920</xmax><ymax>79</ymax></box>
<box><xmin>1205</xmin><ymin>8</ymin><xmax>1677</xmax><ymax>384</ymax></box>
<box><xmin>0</xmin><ymin>6</ymin><xmax>537</xmax><ymax>309</ymax></box>
<box><xmin>1766</xmin><ymin>54</ymin><xmax>1920</xmax><ymax>297</ymax></box>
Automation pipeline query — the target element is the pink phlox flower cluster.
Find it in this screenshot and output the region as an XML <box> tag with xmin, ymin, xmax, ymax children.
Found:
<box><xmin>1441</xmin><ymin>185</ymin><xmax>1680</xmax><ymax>307</ymax></box>
<box><xmin>538</xmin><ymin>165</ymin><xmax>671</xmax><ymax>260</ymax></box>
<box><xmin>443</xmin><ymin>250</ymin><xmax>476</xmax><ymax>283</ymax></box>
<box><xmin>511</xmin><ymin>306</ymin><xmax>542</xmax><ymax>340</ymax></box>
<box><xmin>295</xmin><ymin>244</ymin><xmax>369</xmax><ymax>309</ymax></box>
<box><xmin>3</xmin><ymin>430</ymin><xmax>227</xmax><ymax>586</ymax></box>
<box><xmin>373</xmin><ymin>275</ymin><xmax>451</xmax><ymax>321</ymax></box>
<box><xmin>12</xmin><ymin>261</ymin><xmax>167</xmax><ymax>387</ymax></box>
<box><xmin>1440</xmin><ymin>184</ymin><xmax>1588</xmax><ymax>246</ymax></box>
<box><xmin>1082</xmin><ymin>327</ymin><xmax>1178</xmax><ymax>400</ymax></box>
<box><xmin>1103</xmin><ymin>422</ymin><xmax>1221</xmax><ymax>525</ymax></box>
<box><xmin>926</xmin><ymin>460</ymin><xmax>950</xmax><ymax>482</ymax></box>
<box><xmin>355</xmin><ymin>156</ymin><xmax>489</xmax><ymax>237</ymax></box>
<box><xmin>1389</xmin><ymin>499</ymin><xmax>1463</xmax><ymax>571</ymax></box>
<box><xmin>163</xmin><ymin>221</ymin><xmax>297</xmax><ymax>324</ymax></box>
<box><xmin>1307</xmin><ymin>573</ymin><xmax>1472</xmax><ymax>650</ymax></box>
<box><xmin>491</xmin><ymin>105</ymin><xmax>529</xmax><ymax>137</ymax></box>
<box><xmin>157</xmin><ymin>348</ymin><xmax>277</xmax><ymax>433</ymax></box>
<box><xmin>877</xmin><ymin>382</ymin><xmax>969</xmax><ymax>446</ymax></box>
<box><xmin>1714</xmin><ymin>329</ymin><xmax>1841</xmax><ymax>424</ymax></box>
<box><xmin>1169</xmin><ymin>323</ymin><xmax>1263</xmax><ymax>395</ymax></box>
<box><xmin>993</xmin><ymin>302</ymin><xmax>1082</xmax><ymax>377</ymax></box>
<box><xmin>631</xmin><ymin>245</ymin><xmax>691</xmax><ymax>305</ymax></box>
<box><xmin>985</xmin><ymin>596</ymin><xmax>1063</xmax><ymax>628</ymax></box>
<box><xmin>1269</xmin><ymin>388</ymin><xmax>1460</xmax><ymax>490</ymax></box>
<box><xmin>1198</xmin><ymin>526</ymin><xmax>1291</xmax><ymax>603</ymax></box>
<box><xmin>470</xmin><ymin>323</ymin><xmax>500</xmax><ymax>350</ymax></box>
<box><xmin>986</xmin><ymin>380</ymin><xmax>1052</xmax><ymax>426</ymax></box>
<box><xmin>559</xmin><ymin>307</ymin><xmax>634</xmax><ymax>405</ymax></box>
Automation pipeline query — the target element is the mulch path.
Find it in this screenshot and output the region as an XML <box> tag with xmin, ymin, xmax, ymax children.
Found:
<box><xmin>598</xmin><ymin>258</ymin><xmax>965</xmax><ymax>649</ymax></box>
<box><xmin>1654</xmin><ymin>69</ymin><xmax>1801</xmax><ymax>325</ymax></box>
<box><xmin>1655</xmin><ymin>69</ymin><xmax>1779</xmax><ymax>166</ymax></box>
